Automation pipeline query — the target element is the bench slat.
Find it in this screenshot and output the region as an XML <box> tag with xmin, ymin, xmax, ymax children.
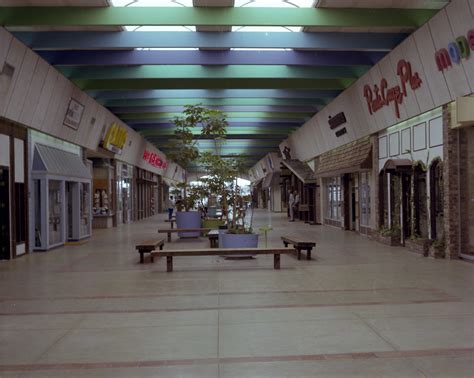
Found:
<box><xmin>151</xmin><ymin>247</ymin><xmax>294</xmax><ymax>257</ymax></box>
<box><xmin>136</xmin><ymin>239</ymin><xmax>164</xmax><ymax>250</ymax></box>
<box><xmin>158</xmin><ymin>228</ymin><xmax>211</xmax><ymax>233</ymax></box>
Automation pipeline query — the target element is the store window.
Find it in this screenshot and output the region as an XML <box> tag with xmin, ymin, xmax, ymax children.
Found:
<box><xmin>80</xmin><ymin>183</ymin><xmax>91</xmax><ymax>237</ymax></box>
<box><xmin>15</xmin><ymin>183</ymin><xmax>26</xmax><ymax>244</ymax></box>
<box><xmin>360</xmin><ymin>172</ymin><xmax>371</xmax><ymax>227</ymax></box>
<box><xmin>326</xmin><ymin>177</ymin><xmax>341</xmax><ymax>220</ymax></box>
<box><xmin>48</xmin><ymin>180</ymin><xmax>63</xmax><ymax>246</ymax></box>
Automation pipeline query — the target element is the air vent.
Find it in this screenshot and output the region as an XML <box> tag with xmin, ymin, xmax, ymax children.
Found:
<box><xmin>1</xmin><ymin>63</ymin><xmax>14</xmax><ymax>77</ymax></box>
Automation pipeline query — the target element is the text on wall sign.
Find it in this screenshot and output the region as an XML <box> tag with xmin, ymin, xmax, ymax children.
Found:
<box><xmin>363</xmin><ymin>59</ymin><xmax>422</xmax><ymax>119</ymax></box>
<box><xmin>435</xmin><ymin>29</ymin><xmax>474</xmax><ymax>72</ymax></box>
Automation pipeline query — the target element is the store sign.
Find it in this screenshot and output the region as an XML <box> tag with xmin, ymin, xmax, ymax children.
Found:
<box><xmin>335</xmin><ymin>127</ymin><xmax>347</xmax><ymax>137</ymax></box>
<box><xmin>102</xmin><ymin>123</ymin><xmax>127</xmax><ymax>154</ymax></box>
<box><xmin>328</xmin><ymin>112</ymin><xmax>347</xmax><ymax>129</ymax></box>
<box><xmin>143</xmin><ymin>150</ymin><xmax>168</xmax><ymax>169</ymax></box>
<box><xmin>363</xmin><ymin>59</ymin><xmax>422</xmax><ymax>119</ymax></box>
<box><xmin>435</xmin><ymin>29</ymin><xmax>474</xmax><ymax>72</ymax></box>
<box><xmin>63</xmin><ymin>98</ymin><xmax>84</xmax><ymax>130</ymax></box>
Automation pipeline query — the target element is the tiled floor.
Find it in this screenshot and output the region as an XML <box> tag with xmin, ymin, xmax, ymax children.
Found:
<box><xmin>1</xmin><ymin>210</ymin><xmax>474</xmax><ymax>377</ymax></box>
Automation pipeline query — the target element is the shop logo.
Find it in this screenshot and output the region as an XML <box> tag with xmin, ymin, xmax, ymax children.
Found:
<box><xmin>328</xmin><ymin>112</ymin><xmax>347</xmax><ymax>129</ymax></box>
<box><xmin>143</xmin><ymin>150</ymin><xmax>168</xmax><ymax>169</ymax></box>
<box><xmin>435</xmin><ymin>29</ymin><xmax>474</xmax><ymax>72</ymax></box>
<box><xmin>102</xmin><ymin>123</ymin><xmax>127</xmax><ymax>154</ymax></box>
<box><xmin>363</xmin><ymin>59</ymin><xmax>422</xmax><ymax>119</ymax></box>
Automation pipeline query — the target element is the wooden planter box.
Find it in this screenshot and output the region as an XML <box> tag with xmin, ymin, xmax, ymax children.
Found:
<box><xmin>369</xmin><ymin>232</ymin><xmax>401</xmax><ymax>246</ymax></box>
<box><xmin>404</xmin><ymin>238</ymin><xmax>431</xmax><ymax>256</ymax></box>
<box><xmin>429</xmin><ymin>244</ymin><xmax>445</xmax><ymax>259</ymax></box>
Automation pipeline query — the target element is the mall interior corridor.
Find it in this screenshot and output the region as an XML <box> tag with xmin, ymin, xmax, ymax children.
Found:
<box><xmin>0</xmin><ymin>210</ymin><xmax>473</xmax><ymax>377</ymax></box>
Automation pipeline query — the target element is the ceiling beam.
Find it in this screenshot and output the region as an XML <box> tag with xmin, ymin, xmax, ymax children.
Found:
<box><xmin>13</xmin><ymin>31</ymin><xmax>408</xmax><ymax>51</ymax></box>
<box><xmin>73</xmin><ymin>78</ymin><xmax>354</xmax><ymax>90</ymax></box>
<box><xmin>60</xmin><ymin>65</ymin><xmax>368</xmax><ymax>80</ymax></box>
<box><xmin>102</xmin><ymin>98</ymin><xmax>329</xmax><ymax>107</ymax></box>
<box><xmin>0</xmin><ymin>7</ymin><xmax>436</xmax><ymax>28</ymax></box>
<box><xmin>39</xmin><ymin>50</ymin><xmax>386</xmax><ymax>66</ymax></box>
<box><xmin>112</xmin><ymin>105</ymin><xmax>319</xmax><ymax>113</ymax></box>
<box><xmin>119</xmin><ymin>111</ymin><xmax>313</xmax><ymax>120</ymax></box>
<box><xmin>88</xmin><ymin>89</ymin><xmax>341</xmax><ymax>100</ymax></box>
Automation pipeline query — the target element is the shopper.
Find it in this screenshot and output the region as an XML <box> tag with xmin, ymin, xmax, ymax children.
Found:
<box><xmin>293</xmin><ymin>190</ymin><xmax>300</xmax><ymax>221</ymax></box>
<box><xmin>167</xmin><ymin>195</ymin><xmax>175</xmax><ymax>220</ymax></box>
<box><xmin>288</xmin><ymin>188</ymin><xmax>295</xmax><ymax>222</ymax></box>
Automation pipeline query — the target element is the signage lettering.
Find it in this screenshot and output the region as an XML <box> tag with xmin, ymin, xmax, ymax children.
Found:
<box><xmin>335</xmin><ymin>127</ymin><xmax>347</xmax><ymax>137</ymax></box>
<box><xmin>435</xmin><ymin>29</ymin><xmax>474</xmax><ymax>72</ymax></box>
<box><xmin>143</xmin><ymin>150</ymin><xmax>168</xmax><ymax>169</ymax></box>
<box><xmin>363</xmin><ymin>59</ymin><xmax>422</xmax><ymax>119</ymax></box>
<box><xmin>328</xmin><ymin>112</ymin><xmax>347</xmax><ymax>129</ymax></box>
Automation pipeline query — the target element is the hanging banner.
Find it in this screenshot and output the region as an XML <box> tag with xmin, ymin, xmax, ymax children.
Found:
<box><xmin>101</xmin><ymin>123</ymin><xmax>127</xmax><ymax>154</ymax></box>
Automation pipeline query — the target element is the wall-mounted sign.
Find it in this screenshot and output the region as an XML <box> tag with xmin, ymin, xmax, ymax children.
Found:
<box><xmin>435</xmin><ymin>29</ymin><xmax>474</xmax><ymax>72</ymax></box>
<box><xmin>63</xmin><ymin>98</ymin><xmax>84</xmax><ymax>130</ymax></box>
<box><xmin>143</xmin><ymin>150</ymin><xmax>168</xmax><ymax>169</ymax></box>
<box><xmin>363</xmin><ymin>59</ymin><xmax>422</xmax><ymax>119</ymax></box>
<box><xmin>328</xmin><ymin>112</ymin><xmax>347</xmax><ymax>129</ymax></box>
<box><xmin>335</xmin><ymin>127</ymin><xmax>347</xmax><ymax>137</ymax></box>
<box><xmin>101</xmin><ymin>123</ymin><xmax>127</xmax><ymax>155</ymax></box>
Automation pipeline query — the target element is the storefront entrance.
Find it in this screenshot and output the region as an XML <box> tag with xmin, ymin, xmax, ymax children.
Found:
<box><xmin>0</xmin><ymin>167</ymin><xmax>10</xmax><ymax>260</ymax></box>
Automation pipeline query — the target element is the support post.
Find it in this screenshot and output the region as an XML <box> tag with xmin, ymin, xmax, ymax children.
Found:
<box><xmin>167</xmin><ymin>256</ymin><xmax>173</xmax><ymax>272</ymax></box>
<box><xmin>274</xmin><ymin>254</ymin><xmax>280</xmax><ymax>269</ymax></box>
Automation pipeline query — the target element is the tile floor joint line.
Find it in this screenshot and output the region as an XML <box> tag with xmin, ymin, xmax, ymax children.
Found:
<box><xmin>2</xmin><ymin>348</ymin><xmax>474</xmax><ymax>372</ymax></box>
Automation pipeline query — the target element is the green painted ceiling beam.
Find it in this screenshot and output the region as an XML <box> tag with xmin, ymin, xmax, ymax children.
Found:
<box><xmin>74</xmin><ymin>78</ymin><xmax>353</xmax><ymax>90</ymax></box>
<box><xmin>102</xmin><ymin>98</ymin><xmax>330</xmax><ymax>107</ymax></box>
<box><xmin>0</xmin><ymin>7</ymin><xmax>437</xmax><ymax>28</ymax></box>
<box><xmin>138</xmin><ymin>129</ymin><xmax>293</xmax><ymax>136</ymax></box>
<box><xmin>60</xmin><ymin>65</ymin><xmax>368</xmax><ymax>80</ymax></box>
<box><xmin>119</xmin><ymin>112</ymin><xmax>312</xmax><ymax>120</ymax></box>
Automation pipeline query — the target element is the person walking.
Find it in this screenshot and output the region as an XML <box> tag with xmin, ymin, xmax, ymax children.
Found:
<box><xmin>288</xmin><ymin>189</ymin><xmax>295</xmax><ymax>222</ymax></box>
<box><xmin>167</xmin><ymin>195</ymin><xmax>175</xmax><ymax>220</ymax></box>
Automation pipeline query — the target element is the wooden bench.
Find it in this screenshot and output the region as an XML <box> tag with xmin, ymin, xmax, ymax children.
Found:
<box><xmin>208</xmin><ymin>229</ymin><xmax>219</xmax><ymax>248</ymax></box>
<box><xmin>281</xmin><ymin>236</ymin><xmax>316</xmax><ymax>260</ymax></box>
<box><xmin>158</xmin><ymin>228</ymin><xmax>211</xmax><ymax>242</ymax></box>
<box><xmin>150</xmin><ymin>247</ymin><xmax>295</xmax><ymax>272</ymax></box>
<box><xmin>136</xmin><ymin>239</ymin><xmax>165</xmax><ymax>263</ymax></box>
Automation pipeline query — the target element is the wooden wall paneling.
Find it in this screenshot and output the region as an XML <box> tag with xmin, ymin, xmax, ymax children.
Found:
<box><xmin>400</xmin><ymin>35</ymin><xmax>436</xmax><ymax>114</ymax></box>
<box><xmin>42</xmin><ymin>73</ymin><xmax>71</xmax><ymax>135</ymax></box>
<box><xmin>31</xmin><ymin>66</ymin><xmax>59</xmax><ymax>130</ymax></box>
<box><xmin>387</xmin><ymin>40</ymin><xmax>421</xmax><ymax>120</ymax></box>
<box><xmin>19</xmin><ymin>57</ymin><xmax>49</xmax><ymax>127</ymax></box>
<box><xmin>301</xmin><ymin>124</ymin><xmax>319</xmax><ymax>161</ymax></box>
<box><xmin>367</xmin><ymin>64</ymin><xmax>395</xmax><ymax>132</ymax></box>
<box><xmin>289</xmin><ymin>128</ymin><xmax>305</xmax><ymax>161</ymax></box>
<box><xmin>469</xmin><ymin>0</ymin><xmax>474</xmax><ymax>14</ymax></box>
<box><xmin>428</xmin><ymin>9</ymin><xmax>471</xmax><ymax>99</ymax></box>
<box><xmin>74</xmin><ymin>94</ymin><xmax>97</xmax><ymax>148</ymax></box>
<box><xmin>84</xmin><ymin>104</ymin><xmax>105</xmax><ymax>150</ymax></box>
<box><xmin>414</xmin><ymin>23</ymin><xmax>452</xmax><ymax>107</ymax></box>
<box><xmin>5</xmin><ymin>49</ymin><xmax>38</xmax><ymax>122</ymax></box>
<box><xmin>321</xmin><ymin>98</ymin><xmax>345</xmax><ymax>150</ymax></box>
<box><xmin>334</xmin><ymin>89</ymin><xmax>361</xmax><ymax>142</ymax></box>
<box><xmin>302</xmin><ymin>118</ymin><xmax>323</xmax><ymax>161</ymax></box>
<box><xmin>345</xmin><ymin>84</ymin><xmax>373</xmax><ymax>140</ymax></box>
<box><xmin>445</xmin><ymin>0</ymin><xmax>474</xmax><ymax>93</ymax></box>
<box><xmin>0</xmin><ymin>39</ymin><xmax>26</xmax><ymax>117</ymax></box>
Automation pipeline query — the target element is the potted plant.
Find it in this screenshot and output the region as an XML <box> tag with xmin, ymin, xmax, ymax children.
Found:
<box><xmin>429</xmin><ymin>236</ymin><xmax>445</xmax><ymax>258</ymax></box>
<box><xmin>167</xmin><ymin>105</ymin><xmax>227</xmax><ymax>237</ymax></box>
<box><xmin>370</xmin><ymin>226</ymin><xmax>401</xmax><ymax>246</ymax></box>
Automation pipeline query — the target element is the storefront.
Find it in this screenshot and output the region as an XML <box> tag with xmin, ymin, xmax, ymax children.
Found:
<box><xmin>0</xmin><ymin>120</ymin><xmax>28</xmax><ymax>260</ymax></box>
<box><xmin>91</xmin><ymin>158</ymin><xmax>115</xmax><ymax>229</ymax></box>
<box><xmin>116</xmin><ymin>162</ymin><xmax>133</xmax><ymax>225</ymax></box>
<box><xmin>133</xmin><ymin>167</ymin><xmax>159</xmax><ymax>221</ymax></box>
<box><xmin>30</xmin><ymin>133</ymin><xmax>92</xmax><ymax>251</ymax></box>
<box><xmin>317</xmin><ymin>137</ymin><xmax>374</xmax><ymax>233</ymax></box>
<box><xmin>377</xmin><ymin>108</ymin><xmax>444</xmax><ymax>246</ymax></box>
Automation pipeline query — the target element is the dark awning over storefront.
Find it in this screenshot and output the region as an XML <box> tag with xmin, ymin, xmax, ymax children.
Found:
<box><xmin>281</xmin><ymin>159</ymin><xmax>316</xmax><ymax>184</ymax></box>
<box><xmin>262</xmin><ymin>172</ymin><xmax>281</xmax><ymax>188</ymax></box>
<box><xmin>382</xmin><ymin>159</ymin><xmax>413</xmax><ymax>171</ymax></box>
<box><xmin>32</xmin><ymin>144</ymin><xmax>91</xmax><ymax>180</ymax></box>
<box><xmin>316</xmin><ymin>138</ymin><xmax>372</xmax><ymax>178</ymax></box>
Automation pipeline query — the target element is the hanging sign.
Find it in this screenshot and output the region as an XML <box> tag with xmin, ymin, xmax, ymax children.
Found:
<box><xmin>435</xmin><ymin>29</ymin><xmax>474</xmax><ymax>72</ymax></box>
<box><xmin>101</xmin><ymin>123</ymin><xmax>127</xmax><ymax>154</ymax></box>
<box><xmin>363</xmin><ymin>59</ymin><xmax>422</xmax><ymax>119</ymax></box>
<box><xmin>328</xmin><ymin>112</ymin><xmax>347</xmax><ymax>129</ymax></box>
<box><xmin>143</xmin><ymin>150</ymin><xmax>168</xmax><ymax>169</ymax></box>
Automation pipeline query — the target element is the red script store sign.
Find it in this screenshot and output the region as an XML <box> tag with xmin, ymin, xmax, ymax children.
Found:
<box><xmin>143</xmin><ymin>150</ymin><xmax>168</xmax><ymax>169</ymax></box>
<box><xmin>363</xmin><ymin>59</ymin><xmax>422</xmax><ymax>119</ymax></box>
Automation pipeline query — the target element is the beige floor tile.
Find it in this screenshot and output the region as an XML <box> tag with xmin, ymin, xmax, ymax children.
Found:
<box><xmin>409</xmin><ymin>354</ymin><xmax>474</xmax><ymax>378</ymax></box>
<box><xmin>38</xmin><ymin>325</ymin><xmax>218</xmax><ymax>363</ymax></box>
<box><xmin>219</xmin><ymin>318</ymin><xmax>394</xmax><ymax>358</ymax></box>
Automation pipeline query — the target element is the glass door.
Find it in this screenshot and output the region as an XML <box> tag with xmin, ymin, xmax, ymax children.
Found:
<box><xmin>0</xmin><ymin>167</ymin><xmax>10</xmax><ymax>260</ymax></box>
<box><xmin>48</xmin><ymin>180</ymin><xmax>63</xmax><ymax>246</ymax></box>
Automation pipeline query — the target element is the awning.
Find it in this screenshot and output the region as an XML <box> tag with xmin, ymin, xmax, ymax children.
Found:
<box><xmin>281</xmin><ymin>159</ymin><xmax>316</xmax><ymax>184</ymax></box>
<box><xmin>316</xmin><ymin>138</ymin><xmax>372</xmax><ymax>178</ymax></box>
<box><xmin>262</xmin><ymin>172</ymin><xmax>280</xmax><ymax>188</ymax></box>
<box><xmin>382</xmin><ymin>159</ymin><xmax>413</xmax><ymax>171</ymax></box>
<box><xmin>32</xmin><ymin>144</ymin><xmax>91</xmax><ymax>180</ymax></box>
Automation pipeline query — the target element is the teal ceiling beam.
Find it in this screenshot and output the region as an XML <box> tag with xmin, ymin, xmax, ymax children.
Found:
<box><xmin>138</xmin><ymin>129</ymin><xmax>292</xmax><ymax>136</ymax></box>
<box><xmin>114</xmin><ymin>105</ymin><xmax>319</xmax><ymax>113</ymax></box>
<box><xmin>102</xmin><ymin>98</ymin><xmax>329</xmax><ymax>107</ymax></box>
<box><xmin>0</xmin><ymin>7</ymin><xmax>436</xmax><ymax>27</ymax></box>
<box><xmin>74</xmin><ymin>78</ymin><xmax>354</xmax><ymax>90</ymax></box>
<box><xmin>119</xmin><ymin>111</ymin><xmax>313</xmax><ymax>120</ymax></box>
<box><xmin>14</xmin><ymin>31</ymin><xmax>407</xmax><ymax>51</ymax></box>
<box><xmin>60</xmin><ymin>65</ymin><xmax>368</xmax><ymax>80</ymax></box>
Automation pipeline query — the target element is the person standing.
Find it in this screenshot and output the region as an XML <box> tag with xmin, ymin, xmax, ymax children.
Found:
<box><xmin>167</xmin><ymin>195</ymin><xmax>175</xmax><ymax>220</ymax></box>
<box><xmin>288</xmin><ymin>189</ymin><xmax>295</xmax><ymax>222</ymax></box>
<box><xmin>293</xmin><ymin>190</ymin><xmax>300</xmax><ymax>221</ymax></box>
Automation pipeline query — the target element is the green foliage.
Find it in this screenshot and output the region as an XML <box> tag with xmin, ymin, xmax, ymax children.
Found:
<box><xmin>378</xmin><ymin>226</ymin><xmax>400</xmax><ymax>237</ymax></box>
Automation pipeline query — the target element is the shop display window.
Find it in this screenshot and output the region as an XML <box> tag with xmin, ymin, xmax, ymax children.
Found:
<box><xmin>360</xmin><ymin>172</ymin><xmax>371</xmax><ymax>227</ymax></box>
<box><xmin>48</xmin><ymin>180</ymin><xmax>63</xmax><ymax>246</ymax></box>
<box><xmin>326</xmin><ymin>177</ymin><xmax>341</xmax><ymax>220</ymax></box>
<box><xmin>80</xmin><ymin>183</ymin><xmax>91</xmax><ymax>237</ymax></box>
